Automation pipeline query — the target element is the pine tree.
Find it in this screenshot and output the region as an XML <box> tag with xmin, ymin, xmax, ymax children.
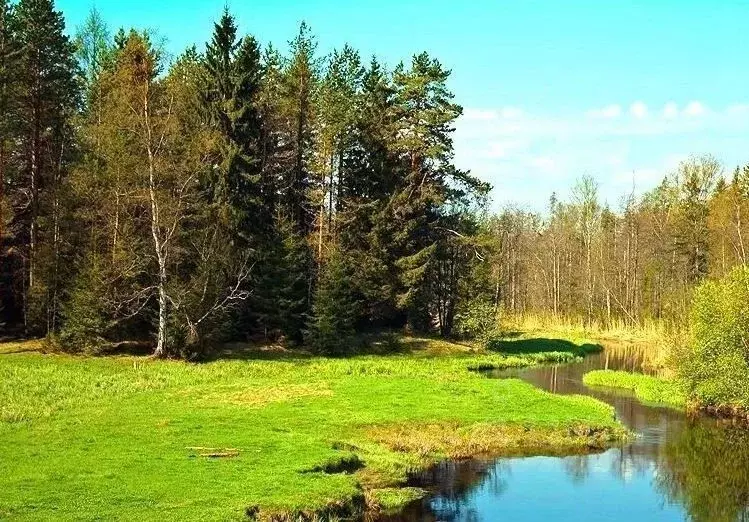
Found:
<box><xmin>280</xmin><ymin>22</ymin><xmax>318</xmax><ymax>234</ymax></box>
<box><xmin>675</xmin><ymin>155</ymin><xmax>721</xmax><ymax>282</ymax></box>
<box><xmin>75</xmin><ymin>7</ymin><xmax>111</xmax><ymax>104</ymax></box>
<box><xmin>384</xmin><ymin>52</ymin><xmax>463</xmax><ymax>331</ymax></box>
<box><xmin>314</xmin><ymin>44</ymin><xmax>363</xmax><ymax>255</ymax></box>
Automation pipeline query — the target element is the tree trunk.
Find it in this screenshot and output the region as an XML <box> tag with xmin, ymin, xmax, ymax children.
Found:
<box><xmin>29</xmin><ymin>104</ymin><xmax>40</xmax><ymax>292</ymax></box>
<box><xmin>155</xmin><ymin>260</ymin><xmax>168</xmax><ymax>357</ymax></box>
<box><xmin>736</xmin><ymin>198</ymin><xmax>746</xmax><ymax>264</ymax></box>
<box><xmin>144</xmin><ymin>80</ymin><xmax>168</xmax><ymax>357</ymax></box>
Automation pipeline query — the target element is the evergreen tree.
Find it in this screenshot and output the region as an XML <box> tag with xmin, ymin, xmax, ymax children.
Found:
<box><xmin>202</xmin><ymin>8</ymin><xmax>266</xmax><ymax>237</ymax></box>
<box><xmin>75</xmin><ymin>7</ymin><xmax>112</xmax><ymax>104</ymax></box>
<box><xmin>0</xmin><ymin>0</ymin><xmax>19</xmax><ymax>325</ymax></box>
<box><xmin>675</xmin><ymin>155</ymin><xmax>721</xmax><ymax>282</ymax></box>
<box><xmin>12</xmin><ymin>0</ymin><xmax>79</xmax><ymax>333</ymax></box>
<box><xmin>280</xmin><ymin>22</ymin><xmax>318</xmax><ymax>234</ymax></box>
<box><xmin>272</xmin><ymin>214</ymin><xmax>314</xmax><ymax>344</ymax></box>
<box><xmin>307</xmin><ymin>246</ymin><xmax>360</xmax><ymax>354</ymax></box>
<box><xmin>201</xmin><ymin>9</ymin><xmax>277</xmax><ymax>341</ymax></box>
<box><xmin>384</xmin><ymin>52</ymin><xmax>463</xmax><ymax>331</ymax></box>
<box><xmin>340</xmin><ymin>58</ymin><xmax>400</xmax><ymax>326</ymax></box>
<box><xmin>314</xmin><ymin>44</ymin><xmax>363</xmax><ymax>255</ymax></box>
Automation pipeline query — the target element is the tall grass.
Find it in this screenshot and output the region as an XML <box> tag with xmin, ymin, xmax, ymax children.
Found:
<box><xmin>500</xmin><ymin>311</ymin><xmax>673</xmax><ymax>343</ymax></box>
<box><xmin>498</xmin><ymin>312</ymin><xmax>684</xmax><ymax>372</ymax></box>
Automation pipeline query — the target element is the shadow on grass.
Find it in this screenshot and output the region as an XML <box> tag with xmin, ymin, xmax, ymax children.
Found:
<box><xmin>202</xmin><ymin>332</ymin><xmax>475</xmax><ymax>362</ymax></box>
<box><xmin>486</xmin><ymin>337</ymin><xmax>602</xmax><ymax>357</ymax></box>
<box><xmin>200</xmin><ymin>343</ymin><xmax>315</xmax><ymax>363</ymax></box>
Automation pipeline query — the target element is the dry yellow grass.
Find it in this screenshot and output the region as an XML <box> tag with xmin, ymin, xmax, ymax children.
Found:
<box><xmin>366</xmin><ymin>421</ymin><xmax>626</xmax><ymax>461</ymax></box>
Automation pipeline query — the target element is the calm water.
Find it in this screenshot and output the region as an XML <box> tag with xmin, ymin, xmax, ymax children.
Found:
<box><xmin>382</xmin><ymin>347</ymin><xmax>749</xmax><ymax>522</ymax></box>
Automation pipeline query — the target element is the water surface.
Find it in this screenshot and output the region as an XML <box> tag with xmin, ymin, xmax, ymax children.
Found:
<box><xmin>382</xmin><ymin>345</ymin><xmax>749</xmax><ymax>522</ymax></box>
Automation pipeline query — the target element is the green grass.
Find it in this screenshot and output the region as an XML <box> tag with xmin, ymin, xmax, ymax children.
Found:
<box><xmin>0</xmin><ymin>336</ymin><xmax>625</xmax><ymax>521</ymax></box>
<box><xmin>583</xmin><ymin>370</ymin><xmax>687</xmax><ymax>408</ymax></box>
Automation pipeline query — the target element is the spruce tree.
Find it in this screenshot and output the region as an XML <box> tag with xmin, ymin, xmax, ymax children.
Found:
<box><xmin>275</xmin><ymin>214</ymin><xmax>314</xmax><ymax>344</ymax></box>
<box><xmin>203</xmin><ymin>8</ymin><xmax>266</xmax><ymax>238</ymax></box>
<box><xmin>307</xmin><ymin>246</ymin><xmax>360</xmax><ymax>355</ymax></box>
<box><xmin>13</xmin><ymin>0</ymin><xmax>79</xmax><ymax>333</ymax></box>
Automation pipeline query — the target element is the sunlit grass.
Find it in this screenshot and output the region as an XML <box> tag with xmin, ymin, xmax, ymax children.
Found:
<box><xmin>500</xmin><ymin>312</ymin><xmax>677</xmax><ymax>372</ymax></box>
<box><xmin>583</xmin><ymin>369</ymin><xmax>687</xmax><ymax>408</ymax></box>
<box><xmin>501</xmin><ymin>312</ymin><xmax>670</xmax><ymax>343</ymax></box>
<box><xmin>0</xmin><ymin>336</ymin><xmax>624</xmax><ymax>520</ymax></box>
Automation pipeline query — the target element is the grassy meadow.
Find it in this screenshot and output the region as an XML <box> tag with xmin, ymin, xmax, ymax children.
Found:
<box><xmin>583</xmin><ymin>370</ymin><xmax>687</xmax><ymax>408</ymax></box>
<box><xmin>0</xmin><ymin>335</ymin><xmax>625</xmax><ymax>521</ymax></box>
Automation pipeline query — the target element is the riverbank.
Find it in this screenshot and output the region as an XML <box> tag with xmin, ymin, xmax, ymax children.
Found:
<box><xmin>583</xmin><ymin>370</ymin><xmax>686</xmax><ymax>408</ymax></box>
<box><xmin>0</xmin><ymin>335</ymin><xmax>626</xmax><ymax>520</ymax></box>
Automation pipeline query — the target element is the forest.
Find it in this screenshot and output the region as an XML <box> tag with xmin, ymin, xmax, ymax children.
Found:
<box><xmin>0</xmin><ymin>1</ymin><xmax>493</xmax><ymax>356</ymax></box>
<box><xmin>2</xmin><ymin>1</ymin><xmax>749</xmax><ymax>520</ymax></box>
<box><xmin>2</xmin><ymin>1</ymin><xmax>746</xmax><ymax>358</ymax></box>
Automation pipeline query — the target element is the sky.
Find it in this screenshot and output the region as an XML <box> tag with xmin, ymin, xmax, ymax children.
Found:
<box><xmin>57</xmin><ymin>0</ymin><xmax>749</xmax><ymax>211</ymax></box>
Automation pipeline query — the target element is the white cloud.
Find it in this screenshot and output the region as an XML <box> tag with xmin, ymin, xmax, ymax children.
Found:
<box><xmin>629</xmin><ymin>101</ymin><xmax>648</xmax><ymax>119</ymax></box>
<box><xmin>663</xmin><ymin>102</ymin><xmax>679</xmax><ymax>119</ymax></box>
<box><xmin>587</xmin><ymin>104</ymin><xmax>622</xmax><ymax>119</ymax></box>
<box><xmin>683</xmin><ymin>101</ymin><xmax>707</xmax><ymax>117</ymax></box>
<box><xmin>485</xmin><ymin>139</ymin><xmax>528</xmax><ymax>159</ymax></box>
<box><xmin>726</xmin><ymin>103</ymin><xmax>749</xmax><ymax>115</ymax></box>
<box><xmin>454</xmin><ymin>101</ymin><xmax>749</xmax><ymax>210</ymax></box>
<box><xmin>500</xmin><ymin>106</ymin><xmax>524</xmax><ymax>119</ymax></box>
<box><xmin>528</xmin><ymin>156</ymin><xmax>557</xmax><ymax>172</ymax></box>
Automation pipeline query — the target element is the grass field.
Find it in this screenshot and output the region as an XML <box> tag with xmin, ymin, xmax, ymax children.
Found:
<box><xmin>583</xmin><ymin>369</ymin><xmax>687</xmax><ymax>408</ymax></box>
<box><xmin>0</xmin><ymin>335</ymin><xmax>625</xmax><ymax>521</ymax></box>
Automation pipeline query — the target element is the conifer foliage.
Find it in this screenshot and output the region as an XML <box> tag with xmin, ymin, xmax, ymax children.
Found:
<box><xmin>1</xmin><ymin>3</ymin><xmax>746</xmax><ymax>355</ymax></box>
<box><xmin>0</xmin><ymin>4</ymin><xmax>483</xmax><ymax>355</ymax></box>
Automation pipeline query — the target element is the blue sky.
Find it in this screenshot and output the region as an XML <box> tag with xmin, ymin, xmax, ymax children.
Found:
<box><xmin>57</xmin><ymin>0</ymin><xmax>749</xmax><ymax>211</ymax></box>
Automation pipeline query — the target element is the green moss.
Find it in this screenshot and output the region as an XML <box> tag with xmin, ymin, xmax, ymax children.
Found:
<box><xmin>583</xmin><ymin>370</ymin><xmax>687</xmax><ymax>408</ymax></box>
<box><xmin>0</xmin><ymin>337</ymin><xmax>624</xmax><ymax>520</ymax></box>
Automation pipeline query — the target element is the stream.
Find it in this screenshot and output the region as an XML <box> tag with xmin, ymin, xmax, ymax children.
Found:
<box><xmin>382</xmin><ymin>346</ymin><xmax>749</xmax><ymax>522</ymax></box>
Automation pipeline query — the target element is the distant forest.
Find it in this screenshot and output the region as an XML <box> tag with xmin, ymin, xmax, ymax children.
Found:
<box><xmin>0</xmin><ymin>1</ymin><xmax>745</xmax><ymax>356</ymax></box>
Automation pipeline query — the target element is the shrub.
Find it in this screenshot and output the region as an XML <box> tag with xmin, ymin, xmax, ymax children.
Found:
<box><xmin>453</xmin><ymin>300</ymin><xmax>499</xmax><ymax>342</ymax></box>
<box><xmin>678</xmin><ymin>265</ymin><xmax>749</xmax><ymax>408</ymax></box>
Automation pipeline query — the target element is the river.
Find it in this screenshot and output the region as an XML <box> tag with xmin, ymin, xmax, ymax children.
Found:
<box><xmin>382</xmin><ymin>345</ymin><xmax>749</xmax><ymax>522</ymax></box>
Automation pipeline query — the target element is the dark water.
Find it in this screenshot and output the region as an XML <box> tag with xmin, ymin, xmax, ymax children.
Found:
<box><xmin>382</xmin><ymin>347</ymin><xmax>749</xmax><ymax>522</ymax></box>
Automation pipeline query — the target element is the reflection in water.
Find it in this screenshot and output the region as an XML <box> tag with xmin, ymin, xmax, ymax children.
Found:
<box><xmin>657</xmin><ymin>423</ymin><xmax>749</xmax><ymax>522</ymax></box>
<box><xmin>380</xmin><ymin>344</ymin><xmax>749</xmax><ymax>522</ymax></box>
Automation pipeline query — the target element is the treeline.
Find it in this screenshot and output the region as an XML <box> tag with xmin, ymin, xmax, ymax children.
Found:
<box><xmin>469</xmin><ymin>155</ymin><xmax>749</xmax><ymax>330</ymax></box>
<box><xmin>0</xmin><ymin>2</ymin><xmax>488</xmax><ymax>356</ymax></box>
<box><xmin>2</xmin><ymin>1</ymin><xmax>744</xmax><ymax>357</ymax></box>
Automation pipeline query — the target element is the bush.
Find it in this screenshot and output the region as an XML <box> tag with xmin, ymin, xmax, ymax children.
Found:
<box><xmin>453</xmin><ymin>300</ymin><xmax>499</xmax><ymax>342</ymax></box>
<box><xmin>678</xmin><ymin>265</ymin><xmax>749</xmax><ymax>408</ymax></box>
